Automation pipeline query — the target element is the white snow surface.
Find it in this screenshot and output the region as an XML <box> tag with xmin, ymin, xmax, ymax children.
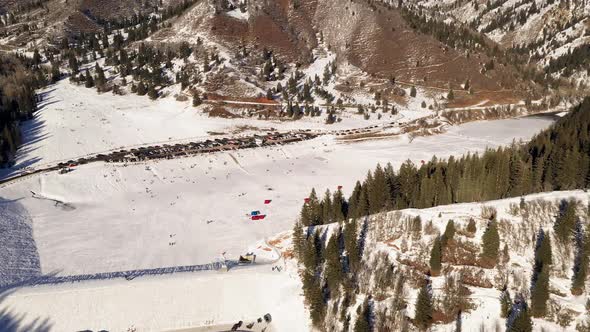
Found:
<box><xmin>1</xmin><ymin>263</ymin><xmax>307</xmax><ymax>332</ymax></box>
<box><xmin>0</xmin><ymin>116</ymin><xmax>554</xmax><ymax>276</ymax></box>
<box><xmin>0</xmin><ymin>82</ymin><xmax>556</xmax><ymax>331</ymax></box>
<box><xmin>7</xmin><ymin>80</ymin><xmax>441</xmax><ymax>173</ymax></box>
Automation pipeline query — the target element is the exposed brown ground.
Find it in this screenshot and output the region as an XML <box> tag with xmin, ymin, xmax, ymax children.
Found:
<box><xmin>207</xmin><ymin>106</ymin><xmax>242</xmax><ymax>119</ymax></box>
<box><xmin>446</xmin><ymin>89</ymin><xmax>523</xmax><ymax>108</ymax></box>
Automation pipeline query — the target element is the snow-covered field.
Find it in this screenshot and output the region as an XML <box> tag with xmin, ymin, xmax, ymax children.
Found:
<box><xmin>0</xmin><ymin>116</ymin><xmax>554</xmax><ymax>276</ymax></box>
<box><xmin>0</xmin><ymin>262</ymin><xmax>307</xmax><ymax>332</ymax></box>
<box><xmin>0</xmin><ymin>81</ymin><xmax>557</xmax><ymax>331</ymax></box>
<box><xmin>8</xmin><ymin>80</ymin><xmax>430</xmax><ymax>173</ymax></box>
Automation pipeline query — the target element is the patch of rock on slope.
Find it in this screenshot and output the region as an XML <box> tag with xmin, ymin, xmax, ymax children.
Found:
<box><xmin>164</xmin><ymin>0</ymin><xmax>521</xmax><ymax>94</ymax></box>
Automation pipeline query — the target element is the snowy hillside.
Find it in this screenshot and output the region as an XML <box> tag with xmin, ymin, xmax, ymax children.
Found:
<box><xmin>0</xmin><ymin>1</ymin><xmax>589</xmax><ymax>332</ymax></box>
<box><xmin>291</xmin><ymin>190</ymin><xmax>590</xmax><ymax>331</ymax></box>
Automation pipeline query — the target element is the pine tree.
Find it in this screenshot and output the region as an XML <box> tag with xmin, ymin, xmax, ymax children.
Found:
<box><xmin>430</xmin><ymin>236</ymin><xmax>442</xmax><ymax>276</ymax></box>
<box><xmin>368</xmin><ymin>164</ymin><xmax>388</xmax><ymax>214</ymax></box>
<box><xmin>447</xmin><ymin>89</ymin><xmax>455</xmax><ymax>100</ymax></box>
<box><xmin>148</xmin><ymin>85</ymin><xmax>158</xmax><ymax>100</ymax></box>
<box><xmin>50</xmin><ymin>62</ymin><xmax>60</xmax><ymax>83</ymax></box>
<box><xmin>68</xmin><ymin>52</ymin><xmax>79</xmax><ymax>74</ymax></box>
<box><xmin>32</xmin><ymin>49</ymin><xmax>41</xmax><ymax>66</ymax></box>
<box><xmin>507</xmin><ymin>296</ymin><xmax>533</xmax><ymax>332</ymax></box>
<box><xmin>137</xmin><ymin>81</ymin><xmax>147</xmax><ymax>96</ymax></box>
<box><xmin>344</xmin><ymin>219</ymin><xmax>360</xmax><ymax>273</ymax></box>
<box><xmin>94</xmin><ymin>63</ymin><xmax>106</xmax><ymax>89</ymax></box>
<box><xmin>325</xmin><ymin>233</ymin><xmax>343</xmax><ymax>294</ymax></box>
<box><xmin>530</xmin><ymin>265</ymin><xmax>550</xmax><ymax>318</ymax></box>
<box><xmin>410</xmin><ymin>86</ymin><xmax>417</xmax><ymax>97</ymax></box>
<box><xmin>292</xmin><ymin>221</ymin><xmax>304</xmax><ymax>259</ymax></box>
<box><xmin>304</xmin><ymin>273</ymin><xmax>326</xmax><ymax>327</ymax></box>
<box><xmin>348</xmin><ymin>181</ymin><xmax>363</xmax><ymax>218</ymax></box>
<box><xmin>500</xmin><ymin>288</ymin><xmax>512</xmax><ymax>318</ymax></box>
<box><xmin>571</xmin><ymin>223</ymin><xmax>589</xmax><ymax>295</ymax></box>
<box><xmin>84</xmin><ymin>69</ymin><xmax>94</xmax><ymax>88</ymax></box>
<box><xmin>481</xmin><ymin>220</ymin><xmax>500</xmax><ymax>266</ymax></box>
<box><xmin>302</xmin><ymin>231</ymin><xmax>321</xmax><ymax>273</ymax></box>
<box><xmin>354</xmin><ymin>298</ymin><xmax>371</xmax><ymax>332</ymax></box>
<box><xmin>467</xmin><ymin>218</ymin><xmax>476</xmax><ymax>234</ymax></box>
<box><xmin>414</xmin><ymin>279</ymin><xmax>433</xmax><ymax>330</ymax></box>
<box><xmin>321</xmin><ymin>189</ymin><xmax>333</xmax><ymax>224</ymax></box>
<box><xmin>355</xmin><ymin>184</ymin><xmax>370</xmax><ymax>218</ymax></box>
<box><xmin>411</xmin><ymin>215</ymin><xmax>422</xmax><ymax>238</ymax></box>
<box><xmin>300</xmin><ymin>197</ymin><xmax>312</xmax><ymax>227</ymax></box>
<box><xmin>441</xmin><ymin>219</ymin><xmax>456</xmax><ymax>246</ymax></box>
<box><xmin>307</xmin><ymin>188</ymin><xmax>322</xmax><ymax>226</ymax></box>
<box><xmin>332</xmin><ymin>189</ymin><xmax>347</xmax><ymax>222</ymax></box>
<box><xmin>193</xmin><ymin>93</ymin><xmax>202</xmax><ymax>107</ymax></box>
<box><xmin>554</xmin><ymin>199</ymin><xmax>578</xmax><ymax>243</ymax></box>
<box><xmin>534</xmin><ymin>229</ymin><xmax>552</xmax><ymax>270</ymax></box>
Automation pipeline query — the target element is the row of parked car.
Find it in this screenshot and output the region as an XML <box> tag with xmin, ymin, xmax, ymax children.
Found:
<box><xmin>55</xmin><ymin>131</ymin><xmax>317</xmax><ymax>166</ymax></box>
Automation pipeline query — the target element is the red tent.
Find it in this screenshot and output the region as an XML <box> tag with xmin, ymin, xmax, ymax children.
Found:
<box><xmin>304</xmin><ymin>198</ymin><xmax>310</xmax><ymax>203</ymax></box>
<box><xmin>337</xmin><ymin>185</ymin><xmax>343</xmax><ymax>190</ymax></box>
<box><xmin>252</xmin><ymin>215</ymin><xmax>266</xmax><ymax>220</ymax></box>
<box><xmin>264</xmin><ymin>199</ymin><xmax>272</xmax><ymax>204</ymax></box>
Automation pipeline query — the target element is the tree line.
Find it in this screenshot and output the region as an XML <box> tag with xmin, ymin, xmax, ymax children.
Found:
<box><xmin>0</xmin><ymin>54</ymin><xmax>46</xmax><ymax>166</ymax></box>
<box><xmin>295</xmin><ymin>98</ymin><xmax>590</xmax><ymax>330</ymax></box>
<box><xmin>300</xmin><ymin>97</ymin><xmax>590</xmax><ymax>227</ymax></box>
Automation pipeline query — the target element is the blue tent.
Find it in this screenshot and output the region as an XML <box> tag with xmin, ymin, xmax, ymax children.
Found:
<box><xmin>251</xmin><ymin>210</ymin><xmax>261</xmax><ymax>216</ymax></box>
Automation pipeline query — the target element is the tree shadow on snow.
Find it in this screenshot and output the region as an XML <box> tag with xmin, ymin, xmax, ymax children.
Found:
<box><xmin>0</xmin><ymin>286</ymin><xmax>53</xmax><ymax>332</ymax></box>
<box><xmin>0</xmin><ymin>198</ymin><xmax>42</xmax><ymax>288</ymax></box>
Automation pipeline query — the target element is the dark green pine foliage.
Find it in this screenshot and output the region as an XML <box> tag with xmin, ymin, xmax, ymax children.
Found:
<box><xmin>347</xmin><ymin>181</ymin><xmax>363</xmax><ymax>219</ymax></box>
<box><xmin>571</xmin><ymin>221</ymin><xmax>590</xmax><ymax>295</ymax></box>
<box><xmin>300</xmin><ymin>230</ymin><xmax>326</xmax><ymax>327</ymax></box>
<box><xmin>353</xmin><ymin>297</ymin><xmax>372</xmax><ymax>332</ymax></box>
<box><xmin>315</xmin><ymin>99</ymin><xmax>590</xmax><ymax>221</ymax></box>
<box><xmin>300</xmin><ymin>188</ymin><xmax>322</xmax><ymax>226</ymax></box>
<box><xmin>192</xmin><ymin>93</ymin><xmax>202</xmax><ymax>107</ymax></box>
<box><xmin>292</xmin><ymin>221</ymin><xmax>304</xmax><ymax>259</ymax></box>
<box><xmin>530</xmin><ymin>265</ymin><xmax>550</xmax><ymax>318</ymax></box>
<box><xmin>136</xmin><ymin>81</ymin><xmax>147</xmax><ymax>96</ymax></box>
<box><xmin>414</xmin><ymin>279</ymin><xmax>433</xmax><ymax>331</ymax></box>
<box><xmin>441</xmin><ymin>219</ymin><xmax>456</xmax><ymax>246</ymax></box>
<box><xmin>302</xmin><ymin>235</ymin><xmax>318</xmax><ymax>274</ymax></box>
<box><xmin>500</xmin><ymin>288</ymin><xmax>512</xmax><ymax>318</ymax></box>
<box><xmin>368</xmin><ymin>164</ymin><xmax>389</xmax><ymax>214</ymax></box>
<box><xmin>429</xmin><ymin>236</ymin><xmax>443</xmax><ymax>276</ymax></box>
<box><xmin>0</xmin><ymin>54</ymin><xmax>40</xmax><ymax>166</ymax></box>
<box><xmin>332</xmin><ymin>189</ymin><xmax>347</xmax><ymax>223</ymax></box>
<box><xmin>325</xmin><ymin>232</ymin><xmax>343</xmax><ymax>294</ymax></box>
<box><xmin>94</xmin><ymin>63</ymin><xmax>106</xmax><ymax>89</ymax></box>
<box><xmin>533</xmin><ymin>229</ymin><xmax>553</xmax><ymax>270</ymax></box>
<box><xmin>303</xmin><ymin>272</ymin><xmax>326</xmax><ymax>327</ymax></box>
<box><xmin>344</xmin><ymin>219</ymin><xmax>360</xmax><ymax>273</ymax></box>
<box><xmin>531</xmin><ymin>229</ymin><xmax>552</xmax><ymax>318</ymax></box>
<box><xmin>321</xmin><ymin>189</ymin><xmax>333</xmax><ymax>224</ymax></box>
<box><xmin>308</xmin><ymin>189</ymin><xmax>322</xmax><ymax>226</ymax></box>
<box><xmin>467</xmin><ymin>218</ymin><xmax>477</xmax><ymax>234</ymax></box>
<box><xmin>554</xmin><ymin>199</ymin><xmax>578</xmax><ymax>243</ymax></box>
<box><xmin>354</xmin><ymin>183</ymin><xmax>370</xmax><ymax>219</ymax></box>
<box><xmin>481</xmin><ymin>220</ymin><xmax>500</xmax><ymax>266</ymax></box>
<box><xmin>84</xmin><ymin>69</ymin><xmax>94</xmax><ymax>88</ymax></box>
<box><xmin>507</xmin><ymin>295</ymin><xmax>533</xmax><ymax>332</ymax></box>
<box><xmin>147</xmin><ymin>85</ymin><xmax>158</xmax><ymax>100</ymax></box>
